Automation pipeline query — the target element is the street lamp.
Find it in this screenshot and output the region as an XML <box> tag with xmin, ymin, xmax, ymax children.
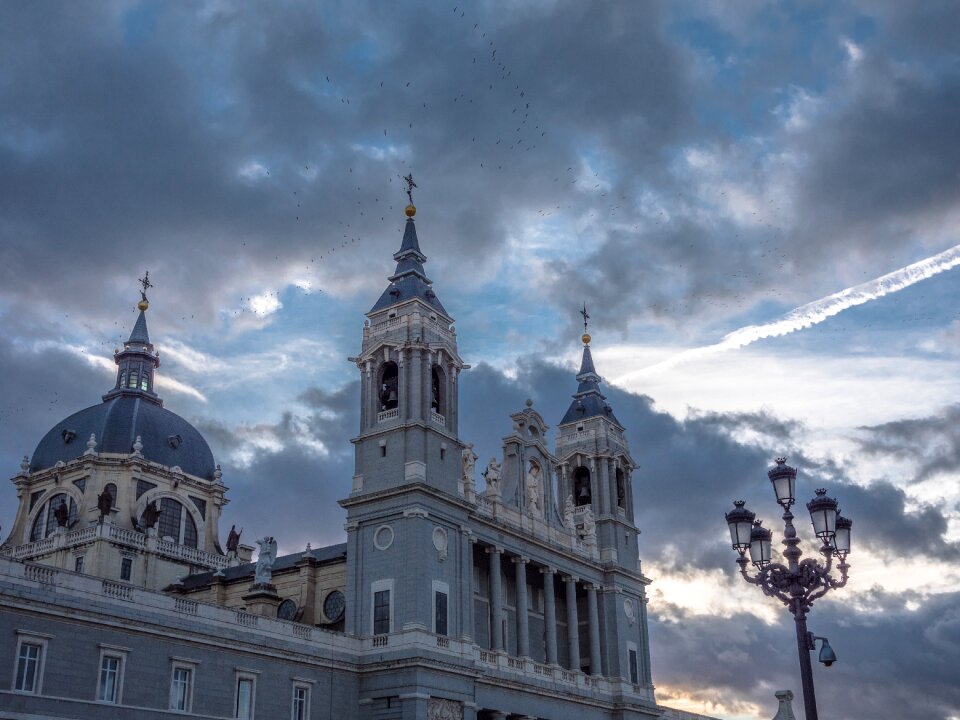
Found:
<box><xmin>724</xmin><ymin>458</ymin><xmax>852</xmax><ymax>720</ymax></box>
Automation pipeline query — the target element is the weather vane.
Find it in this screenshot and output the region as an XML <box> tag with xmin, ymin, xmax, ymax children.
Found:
<box><xmin>580</xmin><ymin>302</ymin><xmax>590</xmax><ymax>333</ymax></box>
<box><xmin>402</xmin><ymin>173</ymin><xmax>417</xmax><ymax>204</ymax></box>
<box><xmin>139</xmin><ymin>271</ymin><xmax>153</xmax><ymax>302</ymax></box>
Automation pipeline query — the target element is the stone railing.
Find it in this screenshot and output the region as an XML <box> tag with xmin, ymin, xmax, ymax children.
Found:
<box><xmin>469</xmin><ymin>647</ymin><xmax>612</xmax><ymax>694</ymax></box>
<box><xmin>430</xmin><ymin>411</ymin><xmax>446</xmax><ymax>427</ymax></box>
<box><xmin>368</xmin><ymin>316</ymin><xmax>403</xmax><ymax>336</ymax></box>
<box><xmin>12</xmin><ymin>535</ymin><xmax>57</xmax><ymax>559</ymax></box>
<box><xmin>377</xmin><ymin>408</ymin><xmax>400</xmax><ymax>423</ymax></box>
<box><xmin>235</xmin><ymin>610</ymin><xmax>259</xmax><ymax>627</ymax></box>
<box><xmin>372</xmin><ymin>635</ymin><xmax>388</xmax><ymax>648</ymax></box>
<box><xmin>102</xmin><ymin>579</ymin><xmax>133</xmax><ymax>601</ymax></box>
<box><xmin>25</xmin><ymin>563</ymin><xmax>57</xmax><ymax>584</ymax></box>
<box><xmin>556</xmin><ymin>429</ymin><xmax>597</xmax><ymax>448</ymax></box>
<box><xmin>155</xmin><ymin>539</ymin><xmax>229</xmax><ymax>570</ymax></box>
<box><xmin>109</xmin><ymin>524</ymin><xmax>146</xmax><ymax>548</ymax></box>
<box><xmin>175</xmin><ymin>598</ymin><xmax>199</xmax><ymax>615</ymax></box>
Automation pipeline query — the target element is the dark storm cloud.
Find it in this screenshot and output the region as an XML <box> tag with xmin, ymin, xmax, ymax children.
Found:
<box><xmin>857</xmin><ymin>404</ymin><xmax>960</xmax><ymax>483</ymax></box>
<box><xmin>0</xmin><ymin>0</ymin><xmax>698</xmax><ymax>333</ymax></box>
<box><xmin>651</xmin><ymin>589</ymin><xmax>960</xmax><ymax>720</ymax></box>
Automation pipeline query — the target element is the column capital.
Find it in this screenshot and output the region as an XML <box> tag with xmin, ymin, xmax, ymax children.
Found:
<box><xmin>486</xmin><ymin>545</ymin><xmax>504</xmax><ymax>555</ymax></box>
<box><xmin>582</xmin><ymin>581</ymin><xmax>601</xmax><ymax>592</ymax></box>
<box><xmin>512</xmin><ymin>555</ymin><xmax>529</xmax><ymax>565</ymax></box>
<box><xmin>564</xmin><ymin>574</ymin><xmax>579</xmax><ymax>584</ymax></box>
<box><xmin>540</xmin><ymin>565</ymin><xmax>557</xmax><ymax>575</ymax></box>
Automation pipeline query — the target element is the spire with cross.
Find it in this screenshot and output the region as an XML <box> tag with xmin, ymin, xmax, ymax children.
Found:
<box><xmin>139</xmin><ymin>271</ymin><xmax>153</xmax><ymax>303</ymax></box>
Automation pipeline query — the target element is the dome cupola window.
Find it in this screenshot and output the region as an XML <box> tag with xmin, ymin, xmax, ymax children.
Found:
<box><xmin>149</xmin><ymin>497</ymin><xmax>198</xmax><ymax>548</ymax></box>
<box><xmin>30</xmin><ymin>493</ymin><xmax>78</xmax><ymax>541</ymax></box>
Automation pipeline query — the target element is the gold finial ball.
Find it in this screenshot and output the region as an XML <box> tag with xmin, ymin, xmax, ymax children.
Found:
<box><xmin>582</xmin><ymin>333</ymin><xmax>591</xmax><ymax>345</ymax></box>
<box><xmin>405</xmin><ymin>204</ymin><xmax>417</xmax><ymax>218</ymax></box>
<box><xmin>138</xmin><ymin>299</ymin><xmax>150</xmax><ymax>312</ymax></box>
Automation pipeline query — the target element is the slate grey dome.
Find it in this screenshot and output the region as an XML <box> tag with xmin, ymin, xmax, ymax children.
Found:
<box><xmin>30</xmin><ymin>288</ymin><xmax>216</xmax><ymax>480</ymax></box>
<box><xmin>30</xmin><ymin>394</ymin><xmax>216</xmax><ymax>480</ymax></box>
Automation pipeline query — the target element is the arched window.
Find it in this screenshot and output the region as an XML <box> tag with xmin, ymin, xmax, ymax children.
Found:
<box><xmin>378</xmin><ymin>362</ymin><xmax>399</xmax><ymax>411</ymax></box>
<box><xmin>574</xmin><ymin>466</ymin><xmax>592</xmax><ymax>506</ymax></box>
<box><xmin>128</xmin><ymin>370</ymin><xmax>139</xmax><ymax>389</ymax></box>
<box><xmin>30</xmin><ymin>493</ymin><xmax>78</xmax><ymax>541</ymax></box>
<box><xmin>150</xmin><ymin>498</ymin><xmax>199</xmax><ymax>548</ymax></box>
<box><xmin>431</xmin><ymin>365</ymin><xmax>445</xmax><ymax>415</ymax></box>
<box><xmin>104</xmin><ymin>483</ymin><xmax>118</xmax><ymax>508</ymax></box>
<box><xmin>118</xmin><ymin>370</ymin><xmax>126</xmax><ymax>388</ymax></box>
<box><xmin>139</xmin><ymin>373</ymin><xmax>149</xmax><ymax>391</ymax></box>
<box><xmin>616</xmin><ymin>468</ymin><xmax>626</xmax><ymax>508</ymax></box>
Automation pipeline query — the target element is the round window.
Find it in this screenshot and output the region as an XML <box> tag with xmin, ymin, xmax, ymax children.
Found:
<box><xmin>373</xmin><ymin>524</ymin><xmax>394</xmax><ymax>550</ymax></box>
<box><xmin>323</xmin><ymin>590</ymin><xmax>345</xmax><ymax>623</ymax></box>
<box><xmin>277</xmin><ymin>598</ymin><xmax>298</xmax><ymax>621</ymax></box>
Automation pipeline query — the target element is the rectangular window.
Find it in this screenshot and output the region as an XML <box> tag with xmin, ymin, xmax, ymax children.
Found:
<box><xmin>120</xmin><ymin>557</ymin><xmax>132</xmax><ymax>581</ymax></box>
<box><xmin>628</xmin><ymin>647</ymin><xmax>639</xmax><ymax>685</ymax></box>
<box><xmin>169</xmin><ymin>666</ymin><xmax>192</xmax><ymax>711</ymax></box>
<box><xmin>435</xmin><ymin>590</ymin><xmax>448</xmax><ymax>637</ymax></box>
<box><xmin>373</xmin><ymin>590</ymin><xmax>391</xmax><ymax>634</ymax></box>
<box><xmin>291</xmin><ymin>683</ymin><xmax>310</xmax><ymax>720</ymax></box>
<box><xmin>97</xmin><ymin>655</ymin><xmax>122</xmax><ymax>703</ymax></box>
<box><xmin>75</xmin><ymin>555</ymin><xmax>84</xmax><ymax>573</ymax></box>
<box><xmin>14</xmin><ymin>642</ymin><xmax>41</xmax><ymax>693</ymax></box>
<box><xmin>235</xmin><ymin>676</ymin><xmax>254</xmax><ymax>719</ymax></box>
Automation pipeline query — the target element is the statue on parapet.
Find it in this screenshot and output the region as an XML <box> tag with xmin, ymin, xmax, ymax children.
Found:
<box><xmin>226</xmin><ymin>524</ymin><xmax>242</xmax><ymax>555</ymax></box>
<box><xmin>254</xmin><ymin>536</ymin><xmax>278</xmax><ymax>586</ymax></box>
<box><xmin>461</xmin><ymin>443</ymin><xmax>478</xmax><ymax>492</ymax></box>
<box><xmin>53</xmin><ymin>498</ymin><xmax>70</xmax><ymax>528</ymax></box>
<box><xmin>482</xmin><ymin>458</ymin><xmax>502</xmax><ymax>497</ymax></box>
<box><xmin>97</xmin><ymin>489</ymin><xmax>112</xmax><ymax>523</ymax></box>
<box><xmin>141</xmin><ymin>500</ymin><xmax>161</xmax><ymax>530</ymax></box>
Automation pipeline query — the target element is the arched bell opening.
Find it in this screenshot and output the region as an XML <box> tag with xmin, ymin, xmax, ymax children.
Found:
<box><xmin>616</xmin><ymin>467</ymin><xmax>626</xmax><ymax>509</ymax></box>
<box><xmin>378</xmin><ymin>361</ymin><xmax>399</xmax><ymax>411</ymax></box>
<box><xmin>431</xmin><ymin>364</ymin><xmax>446</xmax><ymax>416</ymax></box>
<box><xmin>574</xmin><ymin>466</ymin><xmax>592</xmax><ymax>506</ymax></box>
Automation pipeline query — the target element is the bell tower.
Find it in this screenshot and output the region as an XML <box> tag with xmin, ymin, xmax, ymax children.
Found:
<box><xmin>554</xmin><ymin>311</ymin><xmax>639</xmax><ymax>570</ymax></box>
<box><xmin>348</xmin><ymin>195</ymin><xmax>467</xmax><ymax>497</ymax></box>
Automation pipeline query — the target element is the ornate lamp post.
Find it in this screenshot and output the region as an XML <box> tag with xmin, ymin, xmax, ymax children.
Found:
<box><xmin>724</xmin><ymin>458</ymin><xmax>852</xmax><ymax>720</ymax></box>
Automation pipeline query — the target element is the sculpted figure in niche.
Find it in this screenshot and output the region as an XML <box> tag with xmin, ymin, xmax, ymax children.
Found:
<box><xmin>563</xmin><ymin>494</ymin><xmax>575</xmax><ymax>532</ymax></box>
<box><xmin>581</xmin><ymin>508</ymin><xmax>597</xmax><ymax>547</ymax></box>
<box><xmin>254</xmin><ymin>536</ymin><xmax>278</xmax><ymax>585</ymax></box>
<box><xmin>53</xmin><ymin>498</ymin><xmax>70</xmax><ymax>528</ymax></box>
<box><xmin>97</xmin><ymin>489</ymin><xmax>113</xmax><ymax>522</ymax></box>
<box><xmin>482</xmin><ymin>458</ymin><xmax>502</xmax><ymax>497</ymax></box>
<box><xmin>226</xmin><ymin>524</ymin><xmax>242</xmax><ymax>554</ymax></box>
<box><xmin>141</xmin><ymin>500</ymin><xmax>162</xmax><ymax>529</ymax></box>
<box><xmin>461</xmin><ymin>444</ymin><xmax>478</xmax><ymax>490</ymax></box>
<box><xmin>526</xmin><ymin>461</ymin><xmax>542</xmax><ymax>516</ymax></box>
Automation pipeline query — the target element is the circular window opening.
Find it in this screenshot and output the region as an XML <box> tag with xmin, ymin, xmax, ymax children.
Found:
<box><xmin>373</xmin><ymin>524</ymin><xmax>394</xmax><ymax>551</ymax></box>
<box><xmin>323</xmin><ymin>590</ymin><xmax>345</xmax><ymax>623</ymax></box>
<box><xmin>277</xmin><ymin>598</ymin><xmax>298</xmax><ymax>621</ymax></box>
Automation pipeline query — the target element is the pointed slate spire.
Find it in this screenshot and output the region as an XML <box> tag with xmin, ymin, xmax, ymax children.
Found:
<box><xmin>369</xmin><ymin>191</ymin><xmax>448</xmax><ymax>316</ymax></box>
<box><xmin>560</xmin><ymin>312</ymin><xmax>621</xmax><ymax>426</ymax></box>
<box><xmin>103</xmin><ymin>273</ymin><xmax>162</xmax><ymax>403</ymax></box>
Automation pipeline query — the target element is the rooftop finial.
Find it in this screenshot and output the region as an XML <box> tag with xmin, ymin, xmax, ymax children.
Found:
<box><xmin>580</xmin><ymin>302</ymin><xmax>591</xmax><ymax>345</ymax></box>
<box><xmin>402</xmin><ymin>172</ymin><xmax>417</xmax><ymax>217</ymax></box>
<box><xmin>138</xmin><ymin>271</ymin><xmax>153</xmax><ymax>312</ymax></box>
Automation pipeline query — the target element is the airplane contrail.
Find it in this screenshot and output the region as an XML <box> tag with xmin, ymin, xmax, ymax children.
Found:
<box><xmin>618</xmin><ymin>242</ymin><xmax>960</xmax><ymax>381</ymax></box>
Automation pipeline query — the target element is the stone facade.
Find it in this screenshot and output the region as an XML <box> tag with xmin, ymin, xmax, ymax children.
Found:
<box><xmin>0</xmin><ymin>206</ymin><xmax>721</xmax><ymax>720</ymax></box>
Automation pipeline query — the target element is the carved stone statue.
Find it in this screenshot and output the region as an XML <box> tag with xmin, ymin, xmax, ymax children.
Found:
<box><xmin>141</xmin><ymin>500</ymin><xmax>161</xmax><ymax>529</ymax></box>
<box><xmin>97</xmin><ymin>489</ymin><xmax>113</xmax><ymax>522</ymax></box>
<box><xmin>53</xmin><ymin>498</ymin><xmax>69</xmax><ymax>527</ymax></box>
<box><xmin>581</xmin><ymin>508</ymin><xmax>597</xmax><ymax>547</ymax></box>
<box><xmin>254</xmin><ymin>536</ymin><xmax>278</xmax><ymax>586</ymax></box>
<box><xmin>563</xmin><ymin>494</ymin><xmax>575</xmax><ymax>532</ymax></box>
<box><xmin>461</xmin><ymin>444</ymin><xmax>477</xmax><ymax>490</ymax></box>
<box><xmin>482</xmin><ymin>458</ymin><xmax>502</xmax><ymax>497</ymax></box>
<box><xmin>526</xmin><ymin>461</ymin><xmax>542</xmax><ymax>516</ymax></box>
<box><xmin>226</xmin><ymin>524</ymin><xmax>242</xmax><ymax>553</ymax></box>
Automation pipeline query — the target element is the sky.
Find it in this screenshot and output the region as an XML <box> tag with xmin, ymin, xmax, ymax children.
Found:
<box><xmin>1</xmin><ymin>1</ymin><xmax>959</xmax><ymax>718</ymax></box>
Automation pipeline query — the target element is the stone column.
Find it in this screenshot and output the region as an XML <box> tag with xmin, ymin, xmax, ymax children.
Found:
<box><xmin>565</xmin><ymin>575</ymin><xmax>580</xmax><ymax>671</ymax></box>
<box><xmin>461</xmin><ymin>528</ymin><xmax>475</xmax><ymax>641</ymax></box>
<box><xmin>597</xmin><ymin>456</ymin><xmax>610</xmax><ymax>515</ymax></box>
<box><xmin>488</xmin><ymin>547</ymin><xmax>504</xmax><ymax>651</ymax></box>
<box><xmin>514</xmin><ymin>556</ymin><xmax>530</xmax><ymax>657</ymax></box>
<box><xmin>541</xmin><ymin>567</ymin><xmax>558</xmax><ymax>665</ymax></box>
<box><xmin>586</xmin><ymin>583</ymin><xmax>602</xmax><ymax>676</ymax></box>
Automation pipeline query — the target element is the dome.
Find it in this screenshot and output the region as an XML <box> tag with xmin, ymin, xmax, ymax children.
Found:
<box><xmin>31</xmin><ymin>394</ymin><xmax>216</xmax><ymax>480</ymax></box>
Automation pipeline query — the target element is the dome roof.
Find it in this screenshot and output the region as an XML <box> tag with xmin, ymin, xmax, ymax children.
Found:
<box><xmin>31</xmin><ymin>394</ymin><xmax>215</xmax><ymax>480</ymax></box>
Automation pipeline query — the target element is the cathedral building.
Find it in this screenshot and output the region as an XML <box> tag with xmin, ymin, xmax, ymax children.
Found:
<box><xmin>0</xmin><ymin>201</ymin><xmax>717</xmax><ymax>720</ymax></box>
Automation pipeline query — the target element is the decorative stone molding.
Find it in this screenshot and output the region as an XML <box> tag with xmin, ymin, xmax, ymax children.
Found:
<box><xmin>427</xmin><ymin>698</ymin><xmax>463</xmax><ymax>720</ymax></box>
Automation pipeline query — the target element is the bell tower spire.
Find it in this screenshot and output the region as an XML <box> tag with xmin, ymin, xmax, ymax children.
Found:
<box><xmin>347</xmin><ymin>184</ymin><xmax>468</xmax><ymax>497</ymax></box>
<box><xmin>555</xmin><ymin>309</ymin><xmax>638</xmax><ymax>568</ymax></box>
